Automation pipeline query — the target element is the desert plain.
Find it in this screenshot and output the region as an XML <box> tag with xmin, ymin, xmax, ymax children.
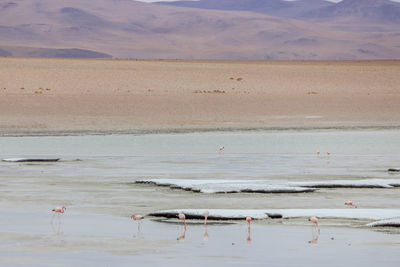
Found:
<box><xmin>0</xmin><ymin>57</ymin><xmax>399</xmax><ymax>134</ymax></box>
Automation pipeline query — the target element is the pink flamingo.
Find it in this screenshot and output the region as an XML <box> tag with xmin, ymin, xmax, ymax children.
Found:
<box><xmin>131</xmin><ymin>213</ymin><xmax>144</xmax><ymax>221</ymax></box>
<box><xmin>219</xmin><ymin>146</ymin><xmax>225</xmax><ymax>153</ymax></box>
<box><xmin>131</xmin><ymin>213</ymin><xmax>144</xmax><ymax>231</ymax></box>
<box><xmin>345</xmin><ymin>201</ymin><xmax>357</xmax><ymax>208</ymax></box>
<box><xmin>246</xmin><ymin>216</ymin><xmax>252</xmax><ymax>229</ymax></box>
<box><xmin>327</xmin><ymin>152</ymin><xmax>331</xmax><ymax>156</ymax></box>
<box><xmin>51</xmin><ymin>205</ymin><xmax>66</xmax><ymax>224</ymax></box>
<box><xmin>203</xmin><ymin>210</ymin><xmax>209</xmax><ymax>225</ymax></box>
<box><xmin>246</xmin><ymin>217</ymin><xmax>252</xmax><ymax>243</ymax></box>
<box><xmin>316</xmin><ymin>150</ymin><xmax>320</xmax><ymax>156</ymax></box>
<box><xmin>308</xmin><ymin>216</ymin><xmax>320</xmax><ymax>233</ymax></box>
<box><xmin>178</xmin><ymin>213</ymin><xmax>187</xmax><ymax>230</ymax></box>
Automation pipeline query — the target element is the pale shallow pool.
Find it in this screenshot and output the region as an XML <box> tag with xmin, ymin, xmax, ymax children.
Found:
<box><xmin>0</xmin><ymin>130</ymin><xmax>400</xmax><ymax>266</ymax></box>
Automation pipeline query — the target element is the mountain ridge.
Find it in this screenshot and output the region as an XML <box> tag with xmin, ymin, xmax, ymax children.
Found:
<box><xmin>0</xmin><ymin>0</ymin><xmax>399</xmax><ymax>59</ymax></box>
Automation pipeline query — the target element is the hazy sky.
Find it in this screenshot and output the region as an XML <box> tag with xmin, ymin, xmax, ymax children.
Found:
<box><xmin>138</xmin><ymin>0</ymin><xmax>400</xmax><ymax>3</ymax></box>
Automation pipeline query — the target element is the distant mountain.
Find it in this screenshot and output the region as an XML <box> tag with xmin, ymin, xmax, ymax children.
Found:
<box><xmin>157</xmin><ymin>0</ymin><xmax>335</xmax><ymax>18</ymax></box>
<box><xmin>305</xmin><ymin>0</ymin><xmax>400</xmax><ymax>23</ymax></box>
<box><xmin>159</xmin><ymin>0</ymin><xmax>400</xmax><ymax>23</ymax></box>
<box><xmin>0</xmin><ymin>45</ymin><xmax>112</xmax><ymax>58</ymax></box>
<box><xmin>0</xmin><ymin>0</ymin><xmax>399</xmax><ymax>60</ymax></box>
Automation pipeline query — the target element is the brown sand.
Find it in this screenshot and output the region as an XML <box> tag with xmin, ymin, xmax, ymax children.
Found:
<box><xmin>0</xmin><ymin>58</ymin><xmax>399</xmax><ymax>134</ymax></box>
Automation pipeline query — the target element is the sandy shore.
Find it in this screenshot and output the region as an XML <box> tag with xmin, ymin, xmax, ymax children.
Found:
<box><xmin>1</xmin><ymin>58</ymin><xmax>399</xmax><ymax>134</ymax></box>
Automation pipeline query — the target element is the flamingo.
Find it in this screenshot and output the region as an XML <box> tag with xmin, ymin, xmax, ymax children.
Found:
<box><xmin>308</xmin><ymin>216</ymin><xmax>320</xmax><ymax>233</ymax></box>
<box><xmin>219</xmin><ymin>146</ymin><xmax>225</xmax><ymax>153</ymax></box>
<box><xmin>51</xmin><ymin>205</ymin><xmax>66</xmax><ymax>224</ymax></box>
<box><xmin>131</xmin><ymin>213</ymin><xmax>144</xmax><ymax>221</ymax></box>
<box><xmin>178</xmin><ymin>213</ymin><xmax>186</xmax><ymax>230</ymax></box>
<box><xmin>327</xmin><ymin>152</ymin><xmax>331</xmax><ymax>156</ymax></box>
<box><xmin>131</xmin><ymin>213</ymin><xmax>144</xmax><ymax>231</ymax></box>
<box><xmin>316</xmin><ymin>150</ymin><xmax>320</xmax><ymax>156</ymax></box>
<box><xmin>246</xmin><ymin>217</ymin><xmax>252</xmax><ymax>230</ymax></box>
<box><xmin>246</xmin><ymin>217</ymin><xmax>252</xmax><ymax>243</ymax></box>
<box><xmin>345</xmin><ymin>201</ymin><xmax>357</xmax><ymax>208</ymax></box>
<box><xmin>203</xmin><ymin>210</ymin><xmax>209</xmax><ymax>225</ymax></box>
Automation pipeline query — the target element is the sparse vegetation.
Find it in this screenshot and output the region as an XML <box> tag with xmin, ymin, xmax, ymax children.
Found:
<box><xmin>307</xmin><ymin>91</ymin><xmax>318</xmax><ymax>95</ymax></box>
<box><xmin>193</xmin><ymin>89</ymin><xmax>226</xmax><ymax>94</ymax></box>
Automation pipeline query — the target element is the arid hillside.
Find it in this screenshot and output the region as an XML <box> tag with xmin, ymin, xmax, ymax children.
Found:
<box><xmin>0</xmin><ymin>0</ymin><xmax>399</xmax><ymax>59</ymax></box>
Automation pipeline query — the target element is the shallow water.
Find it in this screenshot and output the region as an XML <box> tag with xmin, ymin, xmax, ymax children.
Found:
<box><xmin>1</xmin><ymin>130</ymin><xmax>400</xmax><ymax>265</ymax></box>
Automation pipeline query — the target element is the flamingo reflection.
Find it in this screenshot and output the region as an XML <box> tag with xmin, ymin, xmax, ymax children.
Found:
<box><xmin>309</xmin><ymin>229</ymin><xmax>320</xmax><ymax>246</ymax></box>
<box><xmin>204</xmin><ymin>225</ymin><xmax>209</xmax><ymax>241</ymax></box>
<box><xmin>177</xmin><ymin>228</ymin><xmax>186</xmax><ymax>242</ymax></box>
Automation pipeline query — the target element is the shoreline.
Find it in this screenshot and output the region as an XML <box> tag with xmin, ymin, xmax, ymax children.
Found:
<box><xmin>1</xmin><ymin>125</ymin><xmax>400</xmax><ymax>137</ymax></box>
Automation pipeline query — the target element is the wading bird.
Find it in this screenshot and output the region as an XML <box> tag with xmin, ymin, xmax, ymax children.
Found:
<box><xmin>345</xmin><ymin>201</ymin><xmax>357</xmax><ymax>208</ymax></box>
<box><xmin>178</xmin><ymin>213</ymin><xmax>186</xmax><ymax>230</ymax></box>
<box><xmin>246</xmin><ymin>217</ymin><xmax>252</xmax><ymax>243</ymax></box>
<box><xmin>131</xmin><ymin>213</ymin><xmax>144</xmax><ymax>231</ymax></box>
<box><xmin>203</xmin><ymin>210</ymin><xmax>209</xmax><ymax>225</ymax></box>
<box><xmin>308</xmin><ymin>216</ymin><xmax>320</xmax><ymax>233</ymax></box>
<box><xmin>51</xmin><ymin>205</ymin><xmax>66</xmax><ymax>224</ymax></box>
<box><xmin>246</xmin><ymin>216</ymin><xmax>252</xmax><ymax>229</ymax></box>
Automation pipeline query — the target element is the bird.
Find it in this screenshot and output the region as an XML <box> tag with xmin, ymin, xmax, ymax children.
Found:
<box><xmin>203</xmin><ymin>210</ymin><xmax>209</xmax><ymax>225</ymax></box>
<box><xmin>131</xmin><ymin>213</ymin><xmax>144</xmax><ymax>221</ymax></box>
<box><xmin>178</xmin><ymin>213</ymin><xmax>186</xmax><ymax>230</ymax></box>
<box><xmin>218</xmin><ymin>146</ymin><xmax>225</xmax><ymax>153</ymax></box>
<box><xmin>51</xmin><ymin>205</ymin><xmax>66</xmax><ymax>224</ymax></box>
<box><xmin>246</xmin><ymin>217</ymin><xmax>252</xmax><ymax>243</ymax></box>
<box><xmin>52</xmin><ymin>205</ymin><xmax>66</xmax><ymax>213</ymax></box>
<box><xmin>246</xmin><ymin>217</ymin><xmax>252</xmax><ymax>229</ymax></box>
<box><xmin>316</xmin><ymin>150</ymin><xmax>320</xmax><ymax>156</ymax></box>
<box><xmin>131</xmin><ymin>213</ymin><xmax>144</xmax><ymax>231</ymax></box>
<box><xmin>344</xmin><ymin>201</ymin><xmax>357</xmax><ymax>208</ymax></box>
<box><xmin>327</xmin><ymin>152</ymin><xmax>331</xmax><ymax>156</ymax></box>
<box><xmin>308</xmin><ymin>216</ymin><xmax>320</xmax><ymax>233</ymax></box>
